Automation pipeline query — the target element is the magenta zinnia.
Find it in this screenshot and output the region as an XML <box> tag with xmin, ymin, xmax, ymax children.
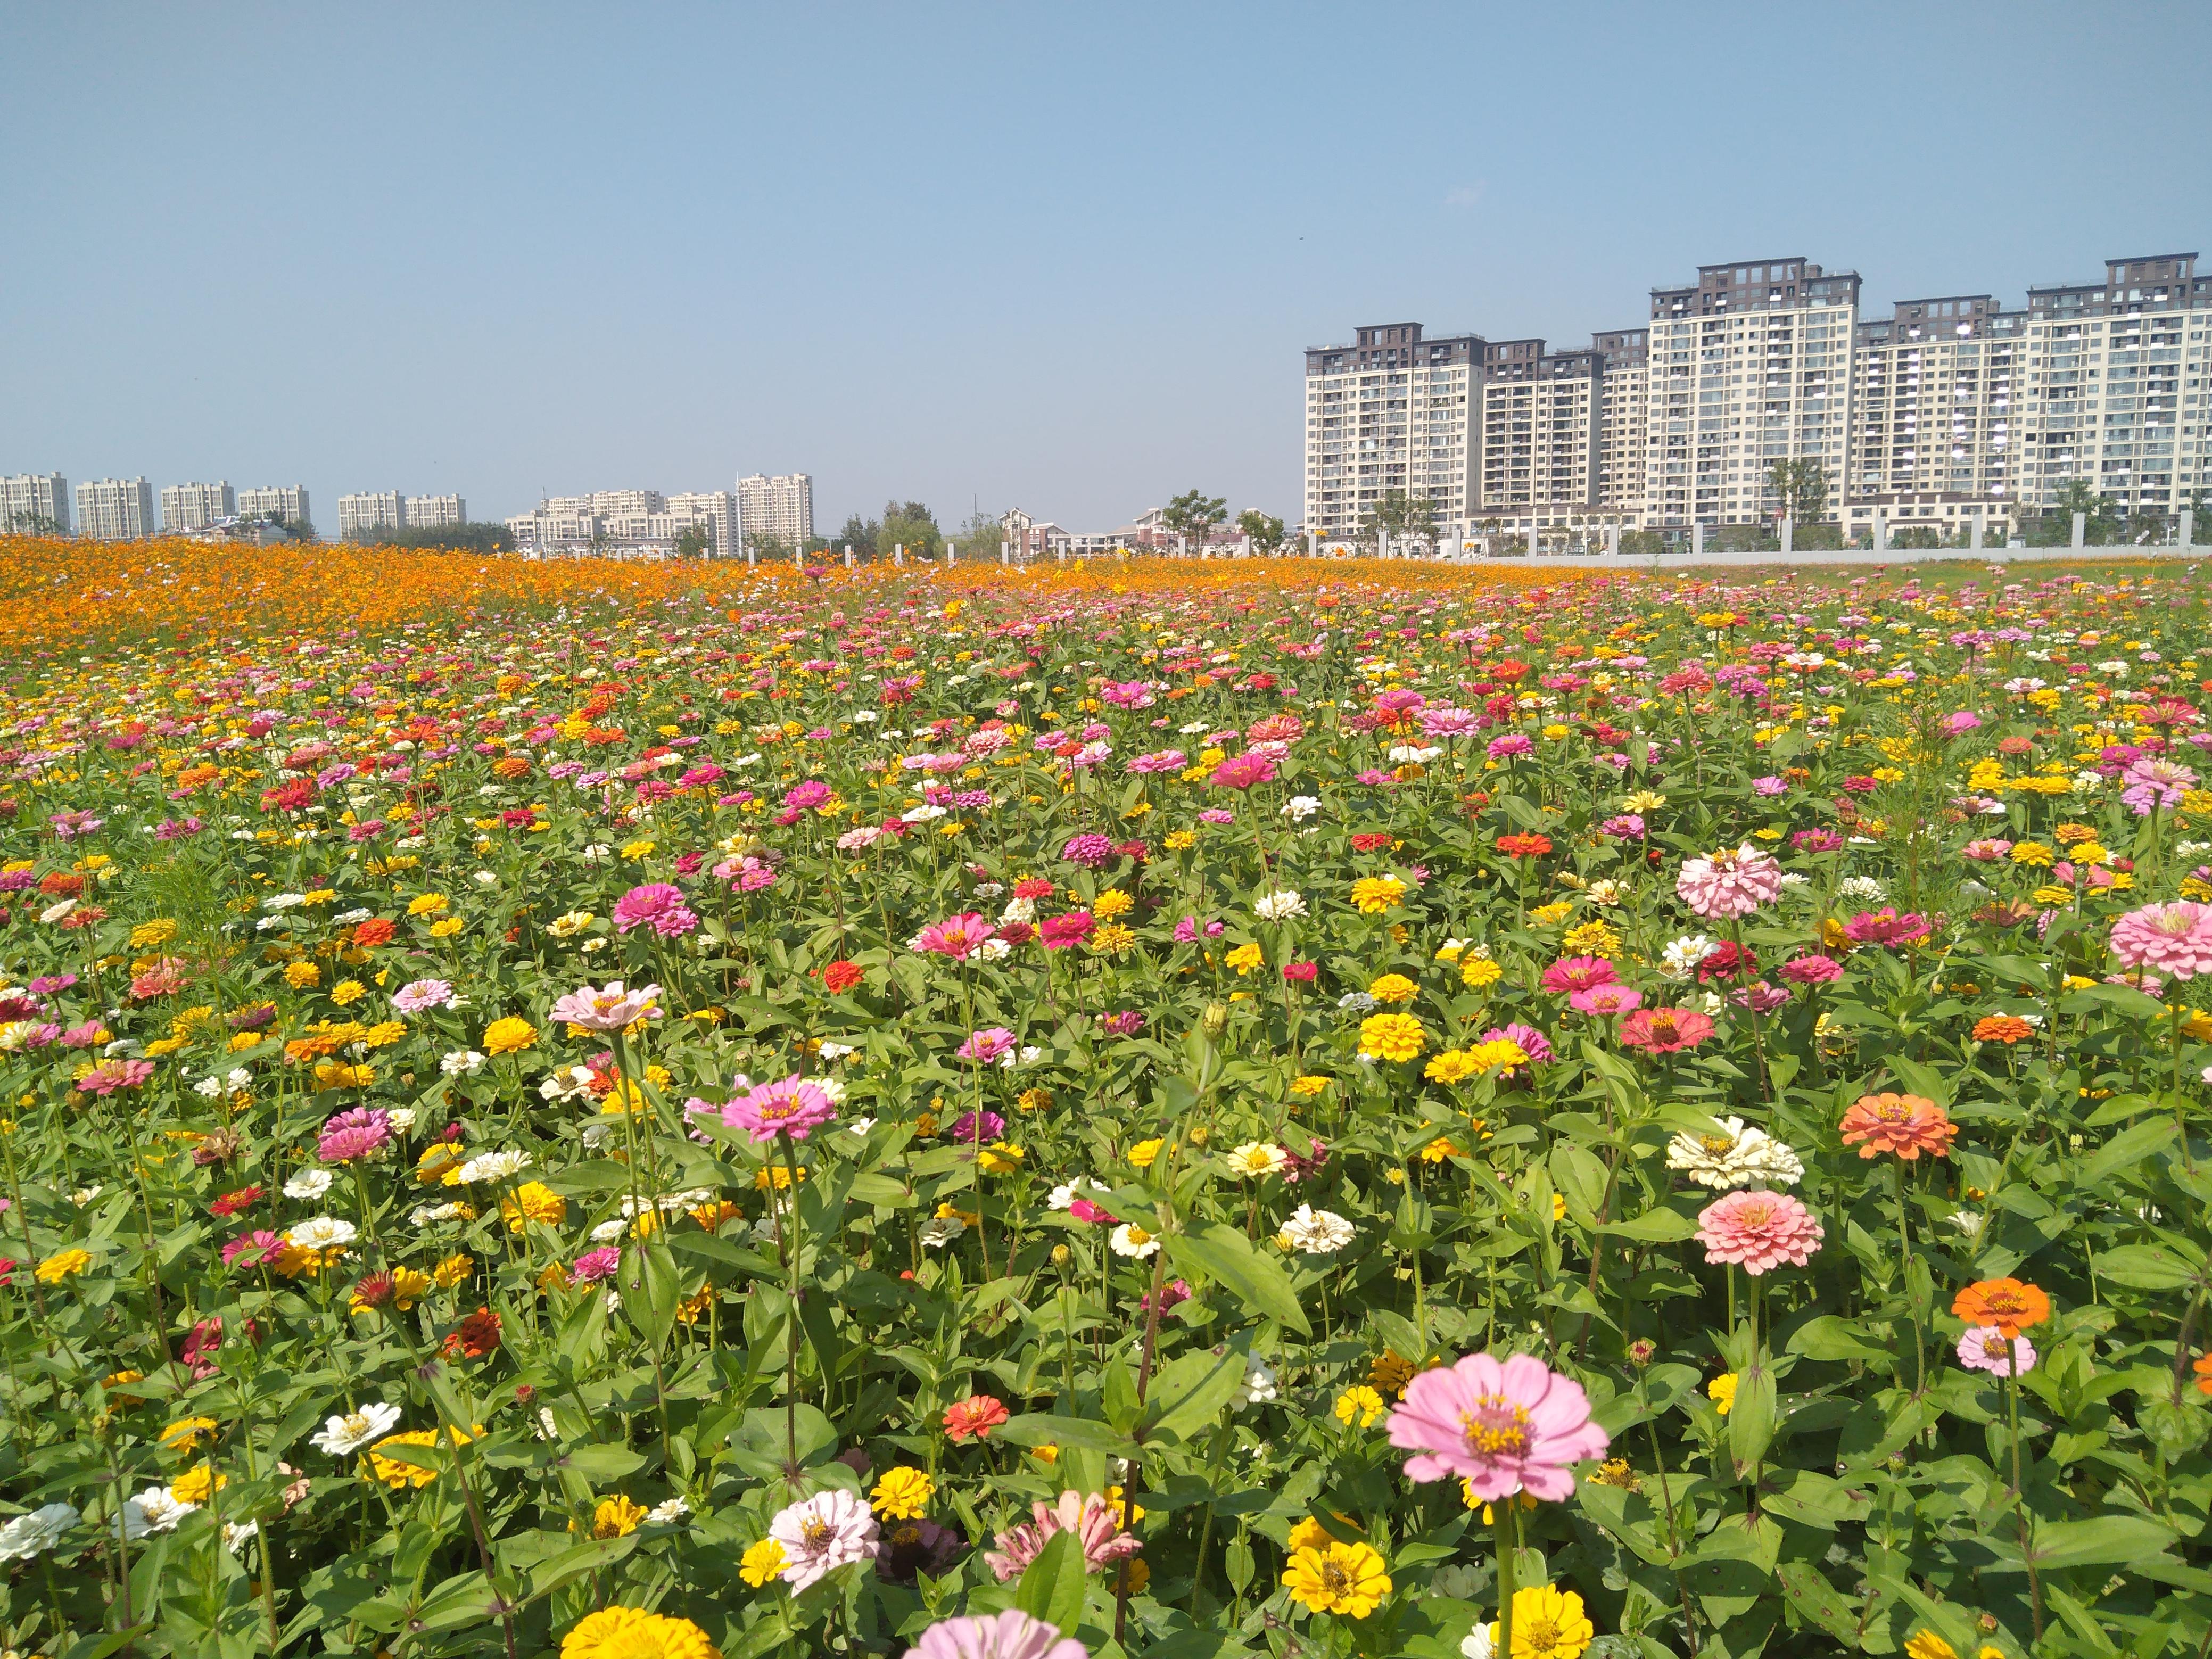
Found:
<box><xmin>1385</xmin><ymin>1351</ymin><xmax>1608</xmax><ymax>1500</ymax></box>
<box><xmin>316</xmin><ymin>1107</ymin><xmax>393</xmax><ymax>1165</ymax></box>
<box><xmin>609</xmin><ymin>882</ymin><xmax>698</xmax><ymax>938</ymax></box>
<box><xmin>721</xmin><ymin>1074</ymin><xmax>838</xmax><ymax>1142</ymax></box>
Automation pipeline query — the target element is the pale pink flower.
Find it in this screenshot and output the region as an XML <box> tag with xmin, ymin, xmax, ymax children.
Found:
<box><xmin>769</xmin><ymin>1488</ymin><xmax>878</xmax><ymax>1590</ymax></box>
<box><xmin>2109</xmin><ymin>901</ymin><xmax>2212</xmax><ymax>980</ymax></box>
<box><xmin>1695</xmin><ymin>1190</ymin><xmax>1824</xmax><ymax>1276</ymax></box>
<box><xmin>912</xmin><ymin>912</ymin><xmax>993</xmax><ymax>960</ymax></box>
<box><xmin>391</xmin><ymin>978</ymin><xmax>456</xmax><ymax>1013</ymax></box>
<box><xmin>547</xmin><ymin>981</ymin><xmax>664</xmax><ymax>1031</ymax></box>
<box><xmin>1385</xmin><ymin>1351</ymin><xmax>1608</xmax><ymax>1500</ymax></box>
<box><xmin>1956</xmin><ymin>1325</ymin><xmax>2037</xmax><ymax>1377</ymax></box>
<box><xmin>984</xmin><ymin>1491</ymin><xmax>1143</xmax><ymax>1582</ymax></box>
<box><xmin>911</xmin><ymin>1611</ymin><xmax>1088</xmax><ymax>1659</ymax></box>
<box><xmin>956</xmin><ymin>1027</ymin><xmax>1017</xmax><ymax>1065</ymax></box>
<box><xmin>1675</xmin><ymin>845</ymin><xmax>1784</xmax><ymax>920</ymax></box>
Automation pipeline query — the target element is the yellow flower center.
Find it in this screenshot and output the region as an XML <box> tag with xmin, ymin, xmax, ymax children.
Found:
<box><xmin>1459</xmin><ymin>1394</ymin><xmax>1532</xmax><ymax>1457</ymax></box>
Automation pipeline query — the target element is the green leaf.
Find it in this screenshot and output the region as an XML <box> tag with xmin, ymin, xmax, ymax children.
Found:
<box><xmin>1786</xmin><ymin>1314</ymin><xmax>1894</xmax><ymax>1364</ymax></box>
<box><xmin>991</xmin><ymin>1413</ymin><xmax>1138</xmax><ymax>1459</ymax></box>
<box><xmin>2028</xmin><ymin>1514</ymin><xmax>2178</xmax><ymax>1570</ymax></box>
<box><xmin>1727</xmin><ymin>1361</ymin><xmax>1778</xmax><ymax>1475</ymax></box>
<box><xmin>2080</xmin><ymin>1117</ymin><xmax>2178</xmax><ymax>1188</ymax></box>
<box><xmin>1142</xmin><ymin>1346</ymin><xmax>1246</xmax><ymax>1445</ymax></box>
<box><xmin>2097</xmin><ymin>1242</ymin><xmax>2206</xmax><ymax>1291</ymax></box>
<box><xmin>1775</xmin><ymin>1561</ymin><xmax>1860</xmax><ymax>1645</ymax></box>
<box><xmin>1012</xmin><ymin>1529</ymin><xmax>1086</xmax><ymax>1640</ymax></box>
<box><xmin>1165</xmin><ymin>1221</ymin><xmax>1310</xmax><ymax>1335</ymax></box>
<box><xmin>1596</xmin><ymin>1207</ymin><xmax>1697</xmax><ymax>1244</ymax></box>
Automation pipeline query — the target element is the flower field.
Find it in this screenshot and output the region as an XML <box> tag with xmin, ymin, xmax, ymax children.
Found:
<box><xmin>1</xmin><ymin>533</ymin><xmax>2210</xmax><ymax>1659</ymax></box>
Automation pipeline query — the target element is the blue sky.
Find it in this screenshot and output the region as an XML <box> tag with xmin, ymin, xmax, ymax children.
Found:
<box><xmin>5</xmin><ymin>1</ymin><xmax>2209</xmax><ymax>536</ymax></box>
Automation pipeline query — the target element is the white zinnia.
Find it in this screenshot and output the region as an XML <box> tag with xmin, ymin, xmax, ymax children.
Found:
<box><xmin>310</xmin><ymin>1401</ymin><xmax>403</xmax><ymax>1457</ymax></box>
<box><xmin>1277</xmin><ymin>1204</ymin><xmax>1356</xmax><ymax>1255</ymax></box>
<box><xmin>1231</xmin><ymin>1356</ymin><xmax>1278</xmax><ymax>1408</ymax></box>
<box><xmin>454</xmin><ymin>1150</ymin><xmax>531</xmax><ymax>1184</ymax></box>
<box><xmin>0</xmin><ymin>1503</ymin><xmax>78</xmax><ymax>1561</ymax></box>
<box><xmin>285</xmin><ymin>1216</ymin><xmax>359</xmax><ymax>1251</ymax></box>
<box><xmin>120</xmin><ymin>1488</ymin><xmax>195</xmax><ymax>1538</ymax></box>
<box><xmin>1253</xmin><ymin>889</ymin><xmax>1307</xmax><ymax>922</ymax></box>
<box><xmin>281</xmin><ymin>1170</ymin><xmax>332</xmax><ymax>1201</ymax></box>
<box><xmin>1109</xmin><ymin>1222</ymin><xmax>1161</xmax><ymax>1259</ymax></box>
<box><xmin>1664</xmin><ymin>1117</ymin><xmax>1803</xmax><ymax>1191</ymax></box>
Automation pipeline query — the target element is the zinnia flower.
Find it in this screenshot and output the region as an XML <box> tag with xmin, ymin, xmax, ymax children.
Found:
<box><xmin>1281</xmin><ymin>1540</ymin><xmax>1392</xmax><ymax>1618</ymax></box>
<box><xmin>315</xmin><ymin>1107</ymin><xmax>392</xmax><ymax>1165</ymax></box>
<box><xmin>548</xmin><ymin>981</ymin><xmax>664</xmax><ymax>1032</ymax></box>
<box><xmin>2109</xmin><ymin>900</ymin><xmax>2212</xmax><ymax>980</ymax></box>
<box><xmin>1385</xmin><ymin>1351</ymin><xmax>1608</xmax><ymax>1500</ymax></box>
<box><xmin>722</xmin><ymin>1075</ymin><xmax>838</xmax><ymax>1142</ymax></box>
<box><xmin>943</xmin><ymin>1394</ymin><xmax>1010</xmax><ymax>1442</ymax></box>
<box><xmin>909</xmin><ymin>1611</ymin><xmax>1086</xmax><ymax>1659</ymax></box>
<box><xmin>983</xmin><ymin>1490</ymin><xmax>1142</xmax><ymax>1581</ymax></box>
<box><xmin>1617</xmin><ymin>1006</ymin><xmax>1716</xmax><ymax>1053</ymax></box>
<box><xmin>1675</xmin><ymin>845</ymin><xmax>1783</xmax><ymax>920</ymax></box>
<box><xmin>1956</xmin><ymin>1325</ymin><xmax>2037</xmax><ymax>1376</ymax></box>
<box><xmin>559</xmin><ymin>1606</ymin><xmax>723</xmax><ymax>1659</ymax></box>
<box><xmin>768</xmin><ymin>1488</ymin><xmax>879</xmax><ymax>1591</ymax></box>
<box><xmin>610</xmin><ymin>882</ymin><xmax>699</xmax><ymax>938</ymax></box>
<box><xmin>1694</xmin><ymin>1190</ymin><xmax>1824</xmax><ymax>1275</ymax></box>
<box><xmin>1952</xmin><ymin>1277</ymin><xmax>2051</xmax><ymax>1338</ymax></box>
<box><xmin>913</xmin><ymin>912</ymin><xmax>994</xmax><ymax>958</ymax></box>
<box><xmin>1839</xmin><ymin>1093</ymin><xmax>1957</xmax><ymax>1160</ymax></box>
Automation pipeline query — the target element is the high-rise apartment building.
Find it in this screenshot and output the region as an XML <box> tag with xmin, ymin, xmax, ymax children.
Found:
<box><xmin>1641</xmin><ymin>259</ymin><xmax>1859</xmax><ymax>529</ymax></box>
<box><xmin>76</xmin><ymin>478</ymin><xmax>154</xmax><ymax>540</ymax></box>
<box><xmin>2</xmin><ymin>473</ymin><xmax>70</xmax><ymax>533</ymax></box>
<box><xmin>160</xmin><ymin>481</ymin><xmax>236</xmax><ymax>531</ymax></box>
<box><xmin>338</xmin><ymin>492</ymin><xmax>405</xmax><ymax>537</ymax></box>
<box><xmin>737</xmin><ymin>472</ymin><xmax>814</xmax><ymax>549</ymax></box>
<box><xmin>406</xmin><ymin>493</ymin><xmax>466</xmax><ymax>530</ymax></box>
<box><xmin>237</xmin><ymin>485</ymin><xmax>311</xmax><ymax>527</ymax></box>
<box><xmin>507</xmin><ymin>487</ymin><xmax>739</xmax><ymax>556</ymax></box>
<box><xmin>2017</xmin><ymin>253</ymin><xmax>2209</xmax><ymax>518</ymax></box>
<box><xmin>1302</xmin><ymin>325</ymin><xmax>1479</xmax><ymax>541</ymax></box>
<box><xmin>1303</xmin><ymin>245</ymin><xmax>2211</xmax><ymax>543</ymax></box>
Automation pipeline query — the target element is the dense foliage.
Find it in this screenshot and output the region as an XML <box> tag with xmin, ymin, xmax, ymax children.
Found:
<box><xmin>1</xmin><ymin>541</ymin><xmax>2209</xmax><ymax>1659</ymax></box>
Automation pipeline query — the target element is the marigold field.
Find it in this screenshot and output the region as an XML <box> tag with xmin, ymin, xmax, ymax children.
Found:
<box><xmin>3</xmin><ymin>533</ymin><xmax>2212</xmax><ymax>1659</ymax></box>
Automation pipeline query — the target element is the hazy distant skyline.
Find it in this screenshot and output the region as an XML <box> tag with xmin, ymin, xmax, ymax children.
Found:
<box><xmin>5</xmin><ymin>1</ymin><xmax>2210</xmax><ymax>537</ymax></box>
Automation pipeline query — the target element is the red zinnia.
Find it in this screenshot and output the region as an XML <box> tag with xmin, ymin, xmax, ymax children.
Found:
<box><xmin>1350</xmin><ymin>832</ymin><xmax>1396</xmax><ymax>853</ymax></box>
<box><xmin>209</xmin><ymin>1185</ymin><xmax>263</xmax><ymax>1219</ymax></box>
<box><xmin>1617</xmin><ymin>1006</ymin><xmax>1717</xmax><ymax>1053</ymax></box>
<box><xmin>942</xmin><ymin>1393</ymin><xmax>1010</xmax><ymax>1443</ymax></box>
<box><xmin>351</xmin><ymin>917</ymin><xmax>397</xmax><ymax>948</ymax></box>
<box><xmin>442</xmin><ymin>1306</ymin><xmax>503</xmax><ymax>1360</ymax></box>
<box><xmin>822</xmin><ymin>959</ymin><xmax>864</xmax><ymax>995</ymax></box>
<box><xmin>1495</xmin><ymin>832</ymin><xmax>1553</xmax><ymax>859</ymax></box>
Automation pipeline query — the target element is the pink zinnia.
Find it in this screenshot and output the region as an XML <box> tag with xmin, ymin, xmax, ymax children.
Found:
<box><xmin>1617</xmin><ymin>1006</ymin><xmax>1716</xmax><ymax>1053</ymax></box>
<box><xmin>2109</xmin><ymin>901</ymin><xmax>2212</xmax><ymax>980</ymax></box>
<box><xmin>1416</xmin><ymin>707</ymin><xmax>1484</xmax><ymax>739</ymax></box>
<box><xmin>392</xmin><ymin>978</ymin><xmax>456</xmax><ymax>1013</ymax></box>
<box><xmin>1778</xmin><ymin>954</ymin><xmax>1844</xmax><ymax>985</ymax></box>
<box><xmin>317</xmin><ymin>1107</ymin><xmax>393</xmax><ymax>1165</ymax></box>
<box><xmin>1841</xmin><ymin>908</ymin><xmax>1932</xmax><ymax>947</ymax></box>
<box><xmin>1695</xmin><ymin>1190</ymin><xmax>1824</xmax><ymax>1276</ymax></box>
<box><xmin>610</xmin><ymin>882</ymin><xmax>699</xmax><ymax>938</ymax></box>
<box><xmin>1209</xmin><ymin>754</ymin><xmax>1277</xmax><ymax>790</ymax></box>
<box><xmin>782</xmin><ymin>780</ymin><xmax>833</xmax><ymax>810</ymax></box>
<box><xmin>1038</xmin><ymin>911</ymin><xmax>1094</xmax><ymax>951</ymax></box>
<box><xmin>721</xmin><ymin>1074</ymin><xmax>838</xmax><ymax>1142</ymax></box>
<box><xmin>1385</xmin><ymin>1351</ymin><xmax>1608</xmax><ymax>1500</ymax></box>
<box><xmin>911</xmin><ymin>1611</ymin><xmax>1088</xmax><ymax>1659</ymax></box>
<box><xmin>1540</xmin><ymin>956</ymin><xmax>1617</xmax><ymax>996</ymax></box>
<box><xmin>1486</xmin><ymin>733</ymin><xmax>1534</xmax><ymax>760</ymax></box>
<box><xmin>913</xmin><ymin>912</ymin><xmax>994</xmax><ymax>959</ymax></box>
<box><xmin>548</xmin><ymin>980</ymin><xmax>665</xmax><ymax>1031</ymax></box>
<box><xmin>1570</xmin><ymin>983</ymin><xmax>1642</xmax><ymax>1017</ymax></box>
<box><xmin>222</xmin><ymin>1231</ymin><xmax>283</xmax><ymax>1270</ymax></box>
<box><xmin>1956</xmin><ymin>1325</ymin><xmax>2037</xmax><ymax>1377</ymax></box>
<box><xmin>76</xmin><ymin>1058</ymin><xmax>154</xmax><ymax>1096</ymax></box>
<box><xmin>983</xmin><ymin>1491</ymin><xmax>1143</xmax><ymax>1582</ymax></box>
<box><xmin>1675</xmin><ymin>845</ymin><xmax>1784</xmax><ymax>920</ymax></box>
<box><xmin>570</xmin><ymin>1246</ymin><xmax>622</xmax><ymax>1284</ymax></box>
<box><xmin>957</xmin><ymin>1026</ymin><xmax>1017</xmax><ymax>1065</ymax></box>
<box><xmin>1482</xmin><ymin>1023</ymin><xmax>1553</xmax><ymax>1063</ymax></box>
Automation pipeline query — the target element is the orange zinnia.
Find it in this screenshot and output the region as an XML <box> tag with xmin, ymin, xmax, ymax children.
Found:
<box><xmin>1838</xmin><ymin>1093</ymin><xmax>1957</xmax><ymax>1160</ymax></box>
<box><xmin>1971</xmin><ymin>1015</ymin><xmax>2034</xmax><ymax>1045</ymax></box>
<box><xmin>2196</xmin><ymin>1355</ymin><xmax>2212</xmax><ymax>1398</ymax></box>
<box><xmin>1951</xmin><ymin>1277</ymin><xmax>2050</xmax><ymax>1338</ymax></box>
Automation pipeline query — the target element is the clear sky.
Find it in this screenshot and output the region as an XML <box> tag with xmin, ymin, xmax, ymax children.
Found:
<box><xmin>6</xmin><ymin>1</ymin><xmax>2210</xmax><ymax>538</ymax></box>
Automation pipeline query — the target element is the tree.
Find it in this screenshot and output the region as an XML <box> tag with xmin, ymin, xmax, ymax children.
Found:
<box><xmin>2050</xmin><ymin>480</ymin><xmax>2124</xmax><ymax>544</ymax></box>
<box><xmin>1366</xmin><ymin>489</ymin><xmax>1436</xmax><ymax>547</ymax></box>
<box><xmin>1160</xmin><ymin>489</ymin><xmax>1227</xmax><ymax>549</ymax></box>
<box><xmin>745</xmin><ymin>532</ymin><xmax>795</xmax><ymax>563</ymax></box>
<box><xmin>1236</xmin><ymin>508</ymin><xmax>1285</xmax><ymax>554</ymax></box>
<box><xmin>833</xmin><ymin>513</ymin><xmax>879</xmax><ymax>558</ymax></box>
<box><xmin>953</xmin><ymin>509</ymin><xmax>1000</xmax><ymax>560</ymax></box>
<box><xmin>672</xmin><ymin>523</ymin><xmax>711</xmax><ymax>560</ymax></box>
<box><xmin>1767</xmin><ymin>458</ymin><xmax>1831</xmax><ymax>524</ymax></box>
<box><xmin>879</xmin><ymin>500</ymin><xmax>944</xmax><ymax>561</ymax></box>
<box><xmin>387</xmin><ymin>522</ymin><xmax>515</xmax><ymax>554</ymax></box>
<box><xmin>5</xmin><ymin>513</ymin><xmax>64</xmax><ymax>535</ymax></box>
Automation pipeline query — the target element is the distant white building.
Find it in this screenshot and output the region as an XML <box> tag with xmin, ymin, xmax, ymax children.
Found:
<box><xmin>160</xmin><ymin>481</ymin><xmax>236</xmax><ymax>532</ymax></box>
<box><xmin>76</xmin><ymin>477</ymin><xmax>154</xmax><ymax>540</ymax></box>
<box><xmin>339</xmin><ymin>492</ymin><xmax>405</xmax><ymax>537</ymax></box>
<box><xmin>237</xmin><ymin>485</ymin><xmax>311</xmax><ymax>529</ymax></box>
<box><xmin>406</xmin><ymin>493</ymin><xmax>466</xmax><ymax>530</ymax></box>
<box><xmin>737</xmin><ymin>472</ymin><xmax>813</xmax><ymax>550</ymax></box>
<box><xmin>2</xmin><ymin>473</ymin><xmax>70</xmax><ymax>533</ymax></box>
<box><xmin>507</xmin><ymin>487</ymin><xmax>738</xmax><ymax>557</ymax></box>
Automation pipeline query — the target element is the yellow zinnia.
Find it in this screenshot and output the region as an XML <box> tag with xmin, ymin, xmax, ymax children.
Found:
<box><xmin>1356</xmin><ymin>1012</ymin><xmax>1425</xmax><ymax>1062</ymax></box>
<box><xmin>1281</xmin><ymin>1540</ymin><xmax>1392</xmax><ymax>1618</ymax></box>
<box><xmin>869</xmin><ymin>1465</ymin><xmax>934</xmax><ymax>1520</ymax></box>
<box><xmin>561</xmin><ymin>1606</ymin><xmax>722</xmax><ymax>1659</ymax></box>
